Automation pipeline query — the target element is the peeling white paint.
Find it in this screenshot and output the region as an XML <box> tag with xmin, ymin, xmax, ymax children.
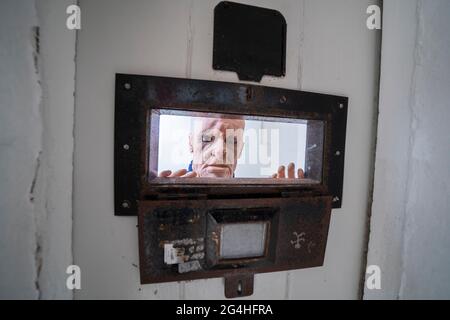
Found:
<box><xmin>0</xmin><ymin>0</ymin><xmax>76</xmax><ymax>299</ymax></box>
<box><xmin>178</xmin><ymin>260</ymin><xmax>202</xmax><ymax>274</ymax></box>
<box><xmin>0</xmin><ymin>0</ymin><xmax>42</xmax><ymax>299</ymax></box>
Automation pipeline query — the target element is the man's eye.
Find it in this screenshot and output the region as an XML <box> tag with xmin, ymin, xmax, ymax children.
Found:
<box><xmin>202</xmin><ymin>135</ymin><xmax>214</xmax><ymax>143</ymax></box>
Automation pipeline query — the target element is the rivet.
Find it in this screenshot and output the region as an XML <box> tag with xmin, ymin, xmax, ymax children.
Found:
<box><xmin>122</xmin><ymin>201</ymin><xmax>130</xmax><ymax>208</ymax></box>
<box><xmin>124</xmin><ymin>83</ymin><xmax>131</xmax><ymax>90</ymax></box>
<box><xmin>123</xmin><ymin>144</ymin><xmax>130</xmax><ymax>150</ymax></box>
<box><xmin>280</xmin><ymin>96</ymin><xmax>287</xmax><ymax>104</ymax></box>
<box><xmin>339</xmin><ymin>103</ymin><xmax>344</xmax><ymax>109</ymax></box>
<box><xmin>335</xmin><ymin>150</ymin><xmax>341</xmax><ymax>156</ymax></box>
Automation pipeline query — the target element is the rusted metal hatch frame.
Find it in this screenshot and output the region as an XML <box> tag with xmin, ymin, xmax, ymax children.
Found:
<box><xmin>114</xmin><ymin>74</ymin><xmax>348</xmax><ymax>215</ymax></box>
<box><xmin>114</xmin><ymin>74</ymin><xmax>348</xmax><ymax>298</ymax></box>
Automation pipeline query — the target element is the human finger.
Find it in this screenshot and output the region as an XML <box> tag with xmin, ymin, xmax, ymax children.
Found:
<box><xmin>181</xmin><ymin>171</ymin><xmax>197</xmax><ymax>178</ymax></box>
<box><xmin>169</xmin><ymin>169</ymin><xmax>188</xmax><ymax>177</ymax></box>
<box><xmin>287</xmin><ymin>162</ymin><xmax>295</xmax><ymax>178</ymax></box>
<box><xmin>277</xmin><ymin>165</ymin><xmax>285</xmax><ymax>178</ymax></box>
<box><xmin>159</xmin><ymin>170</ymin><xmax>172</xmax><ymax>177</ymax></box>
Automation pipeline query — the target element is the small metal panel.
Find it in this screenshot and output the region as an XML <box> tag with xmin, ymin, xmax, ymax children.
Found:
<box><xmin>138</xmin><ymin>196</ymin><xmax>332</xmax><ymax>290</ymax></box>
<box><xmin>213</xmin><ymin>1</ymin><xmax>287</xmax><ymax>82</ymax></box>
<box><xmin>224</xmin><ymin>273</ymin><xmax>254</xmax><ymax>298</ymax></box>
<box><xmin>114</xmin><ymin>74</ymin><xmax>348</xmax><ymax>215</ymax></box>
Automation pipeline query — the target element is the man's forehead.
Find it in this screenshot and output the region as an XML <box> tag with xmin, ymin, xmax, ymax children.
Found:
<box><xmin>194</xmin><ymin>117</ymin><xmax>245</xmax><ymax>131</ymax></box>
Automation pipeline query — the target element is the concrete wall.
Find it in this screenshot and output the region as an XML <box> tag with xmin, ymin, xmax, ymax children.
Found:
<box><xmin>364</xmin><ymin>0</ymin><xmax>450</xmax><ymax>299</ymax></box>
<box><xmin>0</xmin><ymin>0</ymin><xmax>76</xmax><ymax>299</ymax></box>
<box><xmin>73</xmin><ymin>0</ymin><xmax>380</xmax><ymax>299</ymax></box>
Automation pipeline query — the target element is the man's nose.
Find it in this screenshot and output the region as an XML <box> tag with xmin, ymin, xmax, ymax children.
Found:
<box><xmin>213</xmin><ymin>138</ymin><xmax>227</xmax><ymax>161</ymax></box>
<box><xmin>213</xmin><ymin>138</ymin><xmax>235</xmax><ymax>164</ymax></box>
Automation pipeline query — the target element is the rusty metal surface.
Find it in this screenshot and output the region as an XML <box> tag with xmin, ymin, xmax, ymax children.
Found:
<box><xmin>138</xmin><ymin>196</ymin><xmax>332</xmax><ymax>287</ymax></box>
<box><xmin>224</xmin><ymin>273</ymin><xmax>255</xmax><ymax>298</ymax></box>
<box><xmin>114</xmin><ymin>74</ymin><xmax>348</xmax><ymax>215</ymax></box>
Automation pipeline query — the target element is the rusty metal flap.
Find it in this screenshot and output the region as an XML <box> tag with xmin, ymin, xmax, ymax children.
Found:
<box><xmin>138</xmin><ymin>196</ymin><xmax>332</xmax><ymax>298</ymax></box>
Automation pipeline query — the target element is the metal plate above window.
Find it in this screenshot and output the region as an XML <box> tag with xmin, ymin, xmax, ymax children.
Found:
<box><xmin>213</xmin><ymin>1</ymin><xmax>287</xmax><ymax>82</ymax></box>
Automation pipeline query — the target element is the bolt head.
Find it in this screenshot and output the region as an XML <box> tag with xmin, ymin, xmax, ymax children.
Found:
<box><xmin>124</xmin><ymin>83</ymin><xmax>131</xmax><ymax>90</ymax></box>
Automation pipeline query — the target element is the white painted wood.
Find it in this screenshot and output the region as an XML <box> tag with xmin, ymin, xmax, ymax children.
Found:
<box><xmin>74</xmin><ymin>0</ymin><xmax>380</xmax><ymax>299</ymax></box>
<box><xmin>365</xmin><ymin>0</ymin><xmax>450</xmax><ymax>299</ymax></box>
<box><xmin>74</xmin><ymin>0</ymin><xmax>192</xmax><ymax>299</ymax></box>
<box><xmin>364</xmin><ymin>0</ymin><xmax>419</xmax><ymax>299</ymax></box>
<box><xmin>288</xmin><ymin>0</ymin><xmax>381</xmax><ymax>300</ymax></box>
<box><xmin>0</xmin><ymin>0</ymin><xmax>76</xmax><ymax>299</ymax></box>
<box><xmin>0</xmin><ymin>0</ymin><xmax>42</xmax><ymax>299</ymax></box>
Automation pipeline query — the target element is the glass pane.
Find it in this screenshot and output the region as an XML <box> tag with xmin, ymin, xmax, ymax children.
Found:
<box><xmin>151</xmin><ymin>109</ymin><xmax>323</xmax><ymax>184</ymax></box>
<box><xmin>220</xmin><ymin>222</ymin><xmax>267</xmax><ymax>260</ymax></box>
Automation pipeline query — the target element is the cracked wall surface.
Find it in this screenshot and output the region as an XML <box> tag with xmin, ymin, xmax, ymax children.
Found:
<box><xmin>0</xmin><ymin>0</ymin><xmax>76</xmax><ymax>299</ymax></box>
<box><xmin>0</xmin><ymin>0</ymin><xmax>42</xmax><ymax>299</ymax></box>
<box><xmin>365</xmin><ymin>0</ymin><xmax>450</xmax><ymax>299</ymax></box>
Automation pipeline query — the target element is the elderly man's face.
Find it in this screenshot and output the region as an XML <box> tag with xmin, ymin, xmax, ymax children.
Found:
<box><xmin>189</xmin><ymin>117</ymin><xmax>245</xmax><ymax>178</ymax></box>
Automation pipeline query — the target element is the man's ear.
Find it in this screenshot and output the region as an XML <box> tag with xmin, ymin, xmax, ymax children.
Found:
<box><xmin>188</xmin><ymin>134</ymin><xmax>193</xmax><ymax>153</ymax></box>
